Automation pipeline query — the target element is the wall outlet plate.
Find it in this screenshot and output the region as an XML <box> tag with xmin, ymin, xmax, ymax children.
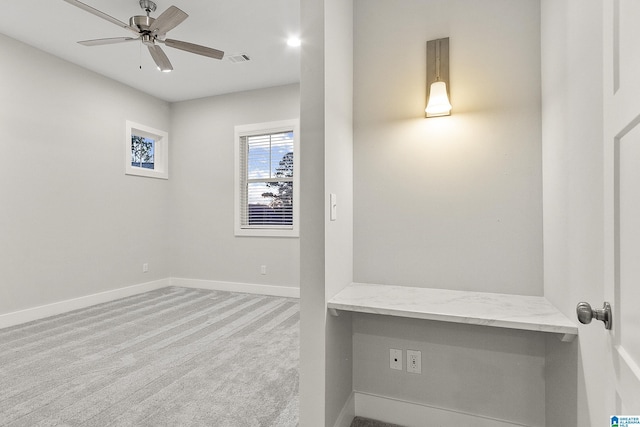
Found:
<box><xmin>407</xmin><ymin>349</ymin><xmax>421</xmax><ymax>374</ymax></box>
<box><xmin>390</xmin><ymin>349</ymin><xmax>402</xmax><ymax>370</ymax></box>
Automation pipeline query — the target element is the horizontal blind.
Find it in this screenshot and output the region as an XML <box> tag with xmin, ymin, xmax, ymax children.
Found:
<box><xmin>239</xmin><ymin>135</ymin><xmax>249</xmax><ymax>225</ymax></box>
<box><xmin>240</xmin><ymin>131</ymin><xmax>294</xmax><ymax>228</ymax></box>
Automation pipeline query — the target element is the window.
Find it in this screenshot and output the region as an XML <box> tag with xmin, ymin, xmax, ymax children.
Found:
<box><xmin>131</xmin><ymin>135</ymin><xmax>155</xmax><ymax>170</ymax></box>
<box><xmin>235</xmin><ymin>120</ymin><xmax>299</xmax><ymax>237</ymax></box>
<box><xmin>125</xmin><ymin>121</ymin><xmax>168</xmax><ymax>179</ymax></box>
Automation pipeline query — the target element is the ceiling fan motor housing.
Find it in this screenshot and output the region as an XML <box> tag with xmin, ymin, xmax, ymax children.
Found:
<box><xmin>130</xmin><ymin>15</ymin><xmax>155</xmax><ymax>33</ymax></box>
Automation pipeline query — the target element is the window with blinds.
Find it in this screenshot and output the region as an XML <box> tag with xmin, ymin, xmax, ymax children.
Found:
<box><xmin>235</xmin><ymin>120</ymin><xmax>299</xmax><ymax>237</ymax></box>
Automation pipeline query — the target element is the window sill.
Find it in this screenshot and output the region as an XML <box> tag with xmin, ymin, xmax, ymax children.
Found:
<box><xmin>125</xmin><ymin>168</ymin><xmax>168</xmax><ymax>180</ymax></box>
<box><xmin>234</xmin><ymin>228</ymin><xmax>299</xmax><ymax>238</ymax></box>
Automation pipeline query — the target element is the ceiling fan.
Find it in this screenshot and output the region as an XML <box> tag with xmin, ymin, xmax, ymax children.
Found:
<box><xmin>63</xmin><ymin>0</ymin><xmax>224</xmax><ymax>72</ymax></box>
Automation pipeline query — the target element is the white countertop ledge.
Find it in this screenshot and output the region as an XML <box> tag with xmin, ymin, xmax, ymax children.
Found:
<box><xmin>328</xmin><ymin>283</ymin><xmax>578</xmax><ymax>341</ymax></box>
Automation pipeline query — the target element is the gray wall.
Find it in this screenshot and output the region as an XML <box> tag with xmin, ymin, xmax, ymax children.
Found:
<box><xmin>0</xmin><ymin>33</ymin><xmax>171</xmax><ymax>315</ymax></box>
<box><xmin>0</xmin><ymin>33</ymin><xmax>301</xmax><ymax>317</ymax></box>
<box><xmin>350</xmin><ymin>1</ymin><xmax>546</xmax><ymax>424</ymax></box>
<box><xmin>169</xmin><ymin>84</ymin><xmax>300</xmax><ymax>288</ymax></box>
<box><xmin>353</xmin><ymin>0</ymin><xmax>543</xmax><ymax>296</ymax></box>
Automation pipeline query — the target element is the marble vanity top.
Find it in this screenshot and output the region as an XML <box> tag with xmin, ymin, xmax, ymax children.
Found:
<box><xmin>328</xmin><ymin>282</ymin><xmax>578</xmax><ymax>340</ymax></box>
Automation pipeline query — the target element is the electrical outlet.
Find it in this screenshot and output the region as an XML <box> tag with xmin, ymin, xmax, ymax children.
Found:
<box><xmin>260</xmin><ymin>265</ymin><xmax>267</xmax><ymax>275</ymax></box>
<box><xmin>390</xmin><ymin>349</ymin><xmax>402</xmax><ymax>370</ymax></box>
<box><xmin>407</xmin><ymin>350</ymin><xmax>421</xmax><ymax>374</ymax></box>
<box><xmin>142</xmin><ymin>263</ymin><xmax>149</xmax><ymax>273</ymax></box>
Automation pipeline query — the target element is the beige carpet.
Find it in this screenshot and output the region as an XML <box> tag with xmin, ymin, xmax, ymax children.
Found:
<box><xmin>0</xmin><ymin>286</ymin><xmax>299</xmax><ymax>426</ymax></box>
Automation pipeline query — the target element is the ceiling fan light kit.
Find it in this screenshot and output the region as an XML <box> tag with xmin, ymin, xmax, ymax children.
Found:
<box><xmin>63</xmin><ymin>0</ymin><xmax>225</xmax><ymax>72</ymax></box>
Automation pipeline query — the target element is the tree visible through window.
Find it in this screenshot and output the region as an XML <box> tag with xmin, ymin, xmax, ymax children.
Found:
<box><xmin>235</xmin><ymin>120</ymin><xmax>299</xmax><ymax>237</ymax></box>
<box><xmin>244</xmin><ymin>131</ymin><xmax>294</xmax><ymax>226</ymax></box>
<box><xmin>131</xmin><ymin>135</ymin><xmax>155</xmax><ymax>170</ymax></box>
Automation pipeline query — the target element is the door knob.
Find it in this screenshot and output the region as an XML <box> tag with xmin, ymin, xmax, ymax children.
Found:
<box><xmin>576</xmin><ymin>302</ymin><xmax>612</xmax><ymax>330</ymax></box>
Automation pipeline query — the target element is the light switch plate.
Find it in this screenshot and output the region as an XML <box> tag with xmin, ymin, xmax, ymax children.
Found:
<box><xmin>330</xmin><ymin>193</ymin><xmax>337</xmax><ymax>221</ymax></box>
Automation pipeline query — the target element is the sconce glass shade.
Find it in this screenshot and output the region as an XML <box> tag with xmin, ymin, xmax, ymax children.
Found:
<box><xmin>425</xmin><ymin>81</ymin><xmax>452</xmax><ymax>117</ymax></box>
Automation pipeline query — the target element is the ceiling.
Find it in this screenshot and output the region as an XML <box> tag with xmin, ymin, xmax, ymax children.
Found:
<box><xmin>0</xmin><ymin>0</ymin><xmax>300</xmax><ymax>102</ymax></box>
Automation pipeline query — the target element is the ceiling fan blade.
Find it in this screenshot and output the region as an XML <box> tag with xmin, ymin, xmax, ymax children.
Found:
<box><xmin>63</xmin><ymin>0</ymin><xmax>138</xmax><ymax>34</ymax></box>
<box><xmin>78</xmin><ymin>37</ymin><xmax>140</xmax><ymax>46</ymax></box>
<box><xmin>162</xmin><ymin>39</ymin><xmax>224</xmax><ymax>60</ymax></box>
<box><xmin>149</xmin><ymin>6</ymin><xmax>188</xmax><ymax>35</ymax></box>
<box><xmin>147</xmin><ymin>45</ymin><xmax>173</xmax><ymax>72</ymax></box>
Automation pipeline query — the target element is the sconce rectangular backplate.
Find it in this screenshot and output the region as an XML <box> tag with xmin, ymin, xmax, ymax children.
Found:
<box><xmin>426</xmin><ymin>37</ymin><xmax>450</xmax><ymax>118</ymax></box>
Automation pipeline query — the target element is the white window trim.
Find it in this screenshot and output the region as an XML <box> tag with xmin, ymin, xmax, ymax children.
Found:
<box><xmin>234</xmin><ymin>119</ymin><xmax>299</xmax><ymax>238</ymax></box>
<box><xmin>125</xmin><ymin>121</ymin><xmax>168</xmax><ymax>180</ymax></box>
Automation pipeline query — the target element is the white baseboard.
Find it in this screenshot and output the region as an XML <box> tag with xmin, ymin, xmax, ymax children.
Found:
<box><xmin>354</xmin><ymin>392</ymin><xmax>528</xmax><ymax>427</ymax></box>
<box><xmin>171</xmin><ymin>278</ymin><xmax>300</xmax><ymax>299</ymax></box>
<box><xmin>0</xmin><ymin>277</ymin><xmax>299</xmax><ymax>330</ymax></box>
<box><xmin>333</xmin><ymin>391</ymin><xmax>356</xmax><ymax>427</ymax></box>
<box><xmin>0</xmin><ymin>278</ymin><xmax>171</xmax><ymax>329</ymax></box>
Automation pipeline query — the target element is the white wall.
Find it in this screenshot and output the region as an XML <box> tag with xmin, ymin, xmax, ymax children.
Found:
<box><xmin>541</xmin><ymin>0</ymin><xmax>605</xmax><ymax>425</ymax></box>
<box><xmin>0</xmin><ymin>33</ymin><xmax>171</xmax><ymax>316</ymax></box>
<box><xmin>298</xmin><ymin>0</ymin><xmax>328</xmax><ymax>411</ymax></box>
<box><xmin>353</xmin><ymin>314</ymin><xmax>546</xmax><ymax>426</ymax></box>
<box><xmin>299</xmin><ymin>0</ymin><xmax>355</xmax><ymax>424</ymax></box>
<box><xmin>353</xmin><ymin>0</ymin><xmax>543</xmax><ymax>296</ymax></box>
<box><xmin>324</xmin><ymin>0</ymin><xmax>355</xmax><ymax>424</ymax></box>
<box><xmin>169</xmin><ymin>84</ymin><xmax>300</xmax><ymax>289</ymax></box>
<box><xmin>350</xmin><ymin>1</ymin><xmax>546</xmax><ymax>424</ymax></box>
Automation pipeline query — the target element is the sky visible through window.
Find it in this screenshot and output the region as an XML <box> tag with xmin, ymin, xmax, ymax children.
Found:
<box><xmin>247</xmin><ymin>131</ymin><xmax>293</xmax><ymax>205</ymax></box>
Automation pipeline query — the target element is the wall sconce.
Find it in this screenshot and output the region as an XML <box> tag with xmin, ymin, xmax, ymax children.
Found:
<box><xmin>425</xmin><ymin>37</ymin><xmax>451</xmax><ymax>118</ymax></box>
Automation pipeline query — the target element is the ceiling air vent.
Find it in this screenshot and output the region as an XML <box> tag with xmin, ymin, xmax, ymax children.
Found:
<box><xmin>228</xmin><ymin>54</ymin><xmax>251</xmax><ymax>63</ymax></box>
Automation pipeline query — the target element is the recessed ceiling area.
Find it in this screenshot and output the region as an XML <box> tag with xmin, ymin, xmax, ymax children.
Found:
<box><xmin>0</xmin><ymin>0</ymin><xmax>300</xmax><ymax>102</ymax></box>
